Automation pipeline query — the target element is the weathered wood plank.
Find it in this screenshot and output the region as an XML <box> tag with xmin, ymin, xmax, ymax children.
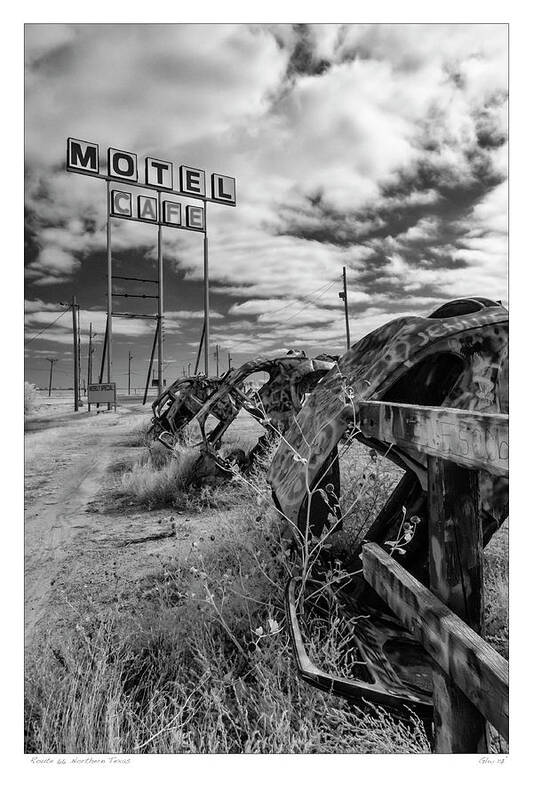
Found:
<box><xmin>357</xmin><ymin>401</ymin><xmax>508</xmax><ymax>476</ymax></box>
<box><xmin>428</xmin><ymin>456</ymin><xmax>488</xmax><ymax>753</ymax></box>
<box><xmin>361</xmin><ymin>542</ymin><xmax>509</xmax><ymax>741</ymax></box>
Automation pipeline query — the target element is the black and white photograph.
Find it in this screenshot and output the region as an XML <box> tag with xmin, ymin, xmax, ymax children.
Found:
<box><xmin>21</xmin><ymin>17</ymin><xmax>512</xmax><ymax>766</ymax></box>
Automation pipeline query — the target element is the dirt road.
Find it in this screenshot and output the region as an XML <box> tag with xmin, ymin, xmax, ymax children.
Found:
<box><xmin>25</xmin><ymin>401</ymin><xmax>257</xmax><ymax>650</ymax></box>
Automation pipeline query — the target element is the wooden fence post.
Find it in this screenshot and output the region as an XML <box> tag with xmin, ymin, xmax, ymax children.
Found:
<box><xmin>427</xmin><ymin>455</ymin><xmax>489</xmax><ymax>753</ymax></box>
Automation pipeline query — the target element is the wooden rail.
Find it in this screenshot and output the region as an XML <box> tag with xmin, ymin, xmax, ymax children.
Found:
<box><xmin>356</xmin><ymin>401</ymin><xmax>509</xmax><ymax>753</ymax></box>
<box><xmin>361</xmin><ymin>543</ymin><xmax>509</xmax><ymax>740</ymax></box>
<box><xmin>357</xmin><ymin>401</ymin><xmax>508</xmax><ymax>477</ymax></box>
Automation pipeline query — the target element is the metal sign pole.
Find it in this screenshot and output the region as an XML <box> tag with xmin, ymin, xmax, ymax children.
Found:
<box><xmin>157</xmin><ymin>190</ymin><xmax>164</xmax><ymax>391</ymax></box>
<box><xmin>203</xmin><ymin>200</ymin><xmax>209</xmax><ymax>377</ymax></box>
<box><xmin>66</xmin><ymin>142</ymin><xmax>236</xmax><ymax>394</ymax></box>
<box><xmin>106</xmin><ymin>181</ymin><xmax>113</xmax><ymax>409</ymax></box>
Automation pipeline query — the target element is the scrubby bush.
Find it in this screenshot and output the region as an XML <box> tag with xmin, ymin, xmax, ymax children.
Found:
<box><xmin>24</xmin><ymin>382</ymin><xmax>40</xmax><ymax>416</ymax></box>
<box><xmin>24</xmin><ymin>508</ymin><xmax>430</xmax><ymax>754</ymax></box>
<box><xmin>119</xmin><ymin>443</ymin><xmax>198</xmax><ymax>509</ymax></box>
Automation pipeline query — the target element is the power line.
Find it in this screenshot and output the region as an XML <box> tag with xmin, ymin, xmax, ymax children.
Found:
<box><xmin>26</xmin><ymin>309</ymin><xmax>69</xmax><ymax>344</ymax></box>
<box><xmin>281</xmin><ymin>281</ymin><xmax>336</xmax><ymax>325</ymax></box>
<box><xmin>259</xmin><ymin>279</ymin><xmax>336</xmax><ymax>321</ymax></box>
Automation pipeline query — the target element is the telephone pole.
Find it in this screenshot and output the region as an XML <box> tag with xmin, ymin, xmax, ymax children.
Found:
<box><xmin>228</xmin><ymin>352</ymin><xmax>232</xmax><ymax>371</ymax></box>
<box><xmin>46</xmin><ymin>358</ymin><xmax>57</xmax><ymax>397</ymax></box>
<box><xmin>214</xmin><ymin>344</ymin><xmax>220</xmax><ymax>377</ymax></box>
<box><xmin>128</xmin><ymin>351</ymin><xmax>133</xmax><ymax>395</ymax></box>
<box><xmin>87</xmin><ymin>323</ymin><xmax>94</xmax><ymax>389</ymax></box>
<box><xmin>77</xmin><ymin>304</ymin><xmax>82</xmax><ymax>402</ymax></box>
<box><xmin>339</xmin><ymin>267</ymin><xmax>351</xmax><ymax>350</ymax></box>
<box><xmin>72</xmin><ymin>297</ymin><xmax>80</xmax><ymax>411</ymax></box>
<box><xmin>187</xmin><ymin>362</ymin><xmax>191</xmax><ymax>377</ymax></box>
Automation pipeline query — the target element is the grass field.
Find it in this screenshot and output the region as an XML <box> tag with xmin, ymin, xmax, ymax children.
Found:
<box><xmin>24</xmin><ymin>418</ymin><xmax>508</xmax><ymax>754</ymax></box>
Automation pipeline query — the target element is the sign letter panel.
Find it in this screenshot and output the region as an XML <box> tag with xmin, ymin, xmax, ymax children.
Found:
<box><xmin>211</xmin><ymin>173</ymin><xmax>236</xmax><ymax>204</ymax></box>
<box><xmin>67</xmin><ymin>138</ymin><xmax>99</xmax><ymax>175</ymax></box>
<box><xmin>180</xmin><ymin>166</ymin><xmax>206</xmax><ymax>198</ymax></box>
<box><xmin>108</xmin><ymin>148</ymin><xmax>138</xmax><ymax>182</ymax></box>
<box><xmin>185</xmin><ymin>205</ymin><xmax>205</xmax><ymax>231</ymax></box>
<box><xmin>111</xmin><ymin>190</ymin><xmax>132</xmax><ymax>217</ymax></box>
<box><xmin>145</xmin><ymin>157</ymin><xmax>173</xmax><ymax>190</ymax></box>
<box><xmin>163</xmin><ymin>201</ymin><xmax>182</xmax><ymax>227</ymax></box>
<box><xmin>138</xmin><ymin>195</ymin><xmax>159</xmax><ymax>222</ymax></box>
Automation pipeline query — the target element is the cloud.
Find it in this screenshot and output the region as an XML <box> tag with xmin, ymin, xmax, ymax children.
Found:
<box><xmin>24</xmin><ymin>23</ymin><xmax>508</xmax><ymax>373</ymax></box>
<box><xmin>25</xmin><ymin>298</ymin><xmax>158</xmax><ymax>344</ymax></box>
<box><xmin>166</xmin><ymin>310</ymin><xmax>222</xmax><ymax>320</ymax></box>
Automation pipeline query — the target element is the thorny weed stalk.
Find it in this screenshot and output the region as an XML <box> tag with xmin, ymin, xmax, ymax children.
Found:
<box><xmin>221</xmin><ymin>369</ymin><xmax>419</xmax><ymax>671</ymax></box>
<box><xmin>124</xmin><ymin>366</ymin><xmax>418</xmax><ymax>680</ymax></box>
<box><xmin>25</xmin><ymin>533</ymin><xmax>431</xmax><ymax>753</ymax></box>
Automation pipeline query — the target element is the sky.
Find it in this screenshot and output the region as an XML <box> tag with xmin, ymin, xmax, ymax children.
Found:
<box><xmin>24</xmin><ymin>22</ymin><xmax>508</xmax><ymax>390</ymax></box>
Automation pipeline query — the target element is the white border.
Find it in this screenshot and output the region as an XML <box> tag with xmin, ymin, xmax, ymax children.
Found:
<box><xmin>8</xmin><ymin>4</ymin><xmax>530</xmax><ymax>797</ymax></box>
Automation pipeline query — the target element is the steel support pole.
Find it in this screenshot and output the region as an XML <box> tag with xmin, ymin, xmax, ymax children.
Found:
<box><xmin>157</xmin><ymin>191</ymin><xmax>164</xmax><ymax>391</ymax></box>
<box><xmin>203</xmin><ymin>201</ymin><xmax>209</xmax><ymax>376</ymax></box>
<box><xmin>106</xmin><ymin>182</ymin><xmax>113</xmax><ymax>409</ymax></box>
<box><xmin>194</xmin><ymin>321</ymin><xmax>205</xmax><ymax>375</ymax></box>
<box><xmin>143</xmin><ymin>319</ymin><xmax>160</xmax><ymax>405</ymax></box>
<box><xmin>99</xmin><ymin>317</ymin><xmax>108</xmax><ymax>384</ymax></box>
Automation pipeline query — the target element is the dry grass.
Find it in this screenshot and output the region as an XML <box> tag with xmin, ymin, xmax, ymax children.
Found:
<box><xmin>25</xmin><ymin>382</ymin><xmax>40</xmax><ymax>416</ymax></box>
<box><xmin>24</xmin><ymin>491</ymin><xmax>430</xmax><ymax>754</ymax></box>
<box><xmin>118</xmin><ymin>443</ymin><xmax>199</xmax><ymax>509</ymax></box>
<box><xmin>25</xmin><ymin>422</ymin><xmax>508</xmax><ymax>754</ymax></box>
<box><xmin>484</xmin><ymin>522</ymin><xmax>509</xmax><ymax>659</ymax></box>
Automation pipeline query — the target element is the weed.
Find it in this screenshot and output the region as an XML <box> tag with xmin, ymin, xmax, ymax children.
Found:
<box><xmin>25</xmin><ymin>382</ymin><xmax>40</xmax><ymax>416</ymax></box>
<box><xmin>484</xmin><ymin>523</ymin><xmax>509</xmax><ymax>659</ymax></box>
<box><xmin>118</xmin><ymin>444</ymin><xmax>198</xmax><ymax>510</ymax></box>
<box><xmin>25</xmin><ymin>510</ymin><xmax>430</xmax><ymax>754</ymax></box>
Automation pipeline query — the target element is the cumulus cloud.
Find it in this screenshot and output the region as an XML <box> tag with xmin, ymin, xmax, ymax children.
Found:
<box><xmin>25</xmin><ymin>23</ymin><xmax>508</xmax><ymax>374</ymax></box>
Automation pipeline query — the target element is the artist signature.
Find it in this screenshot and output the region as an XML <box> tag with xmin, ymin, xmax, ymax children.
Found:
<box><xmin>478</xmin><ymin>755</ymin><xmax>507</xmax><ymax>765</ymax></box>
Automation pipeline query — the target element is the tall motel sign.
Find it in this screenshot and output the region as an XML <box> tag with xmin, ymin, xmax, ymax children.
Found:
<box><xmin>66</xmin><ymin>137</ymin><xmax>236</xmax><ymax>400</ymax></box>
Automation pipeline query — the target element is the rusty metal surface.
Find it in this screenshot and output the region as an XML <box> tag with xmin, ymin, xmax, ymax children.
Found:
<box><xmin>151</xmin><ymin>353</ymin><xmax>335</xmax><ymax>450</ymax></box>
<box><xmin>270</xmin><ymin>301</ymin><xmax>508</xmax><ymax>713</ymax></box>
<box><xmin>268</xmin><ymin>305</ymin><xmax>508</xmax><ymax>530</ymax></box>
<box><xmin>286</xmin><ymin>577</ymin><xmax>434</xmax><ymax>712</ymax></box>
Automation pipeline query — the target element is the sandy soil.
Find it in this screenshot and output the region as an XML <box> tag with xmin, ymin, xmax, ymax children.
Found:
<box><xmin>24</xmin><ymin>399</ymin><xmax>263</xmax><ymax>650</ymax></box>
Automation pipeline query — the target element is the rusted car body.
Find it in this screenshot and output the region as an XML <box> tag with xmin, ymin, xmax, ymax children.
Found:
<box><xmin>268</xmin><ymin>298</ymin><xmax>508</xmax><ymax>712</ymax></box>
<box><xmin>151</xmin><ymin>352</ymin><xmax>336</xmax><ymax>452</ymax></box>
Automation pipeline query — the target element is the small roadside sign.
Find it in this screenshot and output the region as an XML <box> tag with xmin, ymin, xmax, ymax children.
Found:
<box><xmin>88</xmin><ymin>382</ymin><xmax>117</xmax><ymax>410</ymax></box>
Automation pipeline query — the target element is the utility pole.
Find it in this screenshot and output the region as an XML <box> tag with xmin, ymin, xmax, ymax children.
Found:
<box><xmin>46</xmin><ymin>358</ymin><xmax>57</xmax><ymax>397</ymax></box>
<box><xmin>128</xmin><ymin>351</ymin><xmax>133</xmax><ymax>395</ymax></box>
<box><xmin>71</xmin><ymin>296</ymin><xmax>80</xmax><ymax>411</ymax></box>
<box><xmin>228</xmin><ymin>352</ymin><xmax>232</xmax><ymax>371</ymax></box>
<box><xmin>214</xmin><ymin>344</ymin><xmax>220</xmax><ymax>377</ymax></box>
<box><xmin>77</xmin><ymin>304</ymin><xmax>82</xmax><ymax>402</ymax></box>
<box><xmin>187</xmin><ymin>362</ymin><xmax>191</xmax><ymax>377</ymax></box>
<box><xmin>339</xmin><ymin>266</ymin><xmax>351</xmax><ymax>351</ymax></box>
<box><xmin>87</xmin><ymin>323</ymin><xmax>94</xmax><ymax>389</ymax></box>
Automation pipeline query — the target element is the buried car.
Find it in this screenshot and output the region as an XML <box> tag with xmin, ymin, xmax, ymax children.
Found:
<box><xmin>268</xmin><ymin>298</ymin><xmax>508</xmax><ymax>714</ymax></box>
<box><xmin>151</xmin><ymin>351</ymin><xmax>336</xmax><ymax>458</ymax></box>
